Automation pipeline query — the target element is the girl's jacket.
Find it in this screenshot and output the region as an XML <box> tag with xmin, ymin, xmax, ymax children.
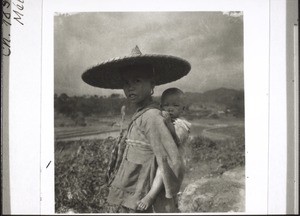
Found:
<box><xmin>106</xmin><ymin>102</ymin><xmax>185</xmax><ymax>211</ymax></box>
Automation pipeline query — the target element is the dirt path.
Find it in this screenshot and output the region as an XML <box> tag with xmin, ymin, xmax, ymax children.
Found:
<box><xmin>191</xmin><ymin>122</ymin><xmax>234</xmax><ymax>141</ymax></box>
<box><xmin>201</xmin><ymin>127</ymin><xmax>233</xmax><ymax>140</ymax></box>
<box><xmin>55</xmin><ymin>129</ymin><xmax>120</xmax><ymax>141</ymax></box>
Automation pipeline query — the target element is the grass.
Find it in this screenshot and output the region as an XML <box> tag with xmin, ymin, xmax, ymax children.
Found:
<box><xmin>54</xmin><ymin>115</ymin><xmax>245</xmax><ymax>213</ymax></box>
<box><xmin>55</xmin><ymin>138</ymin><xmax>114</xmax><ymax>213</ymax></box>
<box><xmin>55</xmin><ymin>126</ymin><xmax>245</xmax><ymax>213</ymax></box>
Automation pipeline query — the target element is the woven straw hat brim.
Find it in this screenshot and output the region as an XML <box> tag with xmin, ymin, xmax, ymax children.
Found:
<box><xmin>82</xmin><ymin>54</ymin><xmax>191</xmax><ymax>89</ymax></box>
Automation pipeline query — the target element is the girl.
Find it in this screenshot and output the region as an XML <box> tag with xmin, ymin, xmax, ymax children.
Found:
<box><xmin>82</xmin><ymin>46</ymin><xmax>191</xmax><ymax>213</ymax></box>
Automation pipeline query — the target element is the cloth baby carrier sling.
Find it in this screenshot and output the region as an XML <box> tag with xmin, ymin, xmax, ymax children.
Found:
<box><xmin>105</xmin><ymin>107</ymin><xmax>180</xmax><ymax>186</ymax></box>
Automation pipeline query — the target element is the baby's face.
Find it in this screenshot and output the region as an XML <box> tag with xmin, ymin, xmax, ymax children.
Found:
<box><xmin>161</xmin><ymin>94</ymin><xmax>184</xmax><ymax>119</ymax></box>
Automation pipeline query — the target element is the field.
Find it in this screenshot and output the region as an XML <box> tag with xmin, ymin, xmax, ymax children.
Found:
<box><xmin>55</xmin><ymin>115</ymin><xmax>245</xmax><ymax>213</ymax></box>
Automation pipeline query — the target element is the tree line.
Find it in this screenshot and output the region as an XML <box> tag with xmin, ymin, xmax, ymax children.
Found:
<box><xmin>54</xmin><ymin>93</ymin><xmax>130</xmax><ymax>118</ymax></box>
<box><xmin>55</xmin><ymin>88</ymin><xmax>244</xmax><ymax>119</ymax></box>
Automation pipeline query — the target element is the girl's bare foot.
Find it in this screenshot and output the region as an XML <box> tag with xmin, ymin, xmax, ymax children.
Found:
<box><xmin>136</xmin><ymin>195</ymin><xmax>154</xmax><ymax>211</ymax></box>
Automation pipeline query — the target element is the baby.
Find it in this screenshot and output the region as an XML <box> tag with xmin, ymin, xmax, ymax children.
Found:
<box><xmin>161</xmin><ymin>88</ymin><xmax>192</xmax><ymax>147</ymax></box>
<box><xmin>137</xmin><ymin>87</ymin><xmax>191</xmax><ymax>211</ymax></box>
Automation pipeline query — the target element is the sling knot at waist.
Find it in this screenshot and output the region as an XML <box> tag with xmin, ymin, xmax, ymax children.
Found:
<box><xmin>126</xmin><ymin>139</ymin><xmax>152</xmax><ymax>150</ymax></box>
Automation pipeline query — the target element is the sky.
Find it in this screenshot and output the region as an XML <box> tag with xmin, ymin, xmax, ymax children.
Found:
<box><xmin>54</xmin><ymin>12</ymin><xmax>243</xmax><ymax>97</ymax></box>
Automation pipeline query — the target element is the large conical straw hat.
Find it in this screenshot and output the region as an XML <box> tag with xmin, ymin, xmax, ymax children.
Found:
<box><xmin>82</xmin><ymin>46</ymin><xmax>191</xmax><ymax>89</ymax></box>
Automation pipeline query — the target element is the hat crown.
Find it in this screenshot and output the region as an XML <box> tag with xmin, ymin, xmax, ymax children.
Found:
<box><xmin>131</xmin><ymin>45</ymin><xmax>142</xmax><ymax>56</ymax></box>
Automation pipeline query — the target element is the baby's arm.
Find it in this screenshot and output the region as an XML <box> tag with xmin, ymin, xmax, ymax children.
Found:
<box><xmin>137</xmin><ymin>167</ymin><xmax>163</xmax><ymax>210</ymax></box>
<box><xmin>138</xmin><ymin>109</ymin><xmax>183</xmax><ymax>210</ymax></box>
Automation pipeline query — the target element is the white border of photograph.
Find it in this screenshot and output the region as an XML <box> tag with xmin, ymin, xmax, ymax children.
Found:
<box><xmin>7</xmin><ymin>0</ymin><xmax>288</xmax><ymax>214</ymax></box>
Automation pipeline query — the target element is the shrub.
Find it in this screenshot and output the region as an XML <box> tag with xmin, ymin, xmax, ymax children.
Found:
<box><xmin>188</xmin><ymin>135</ymin><xmax>245</xmax><ymax>174</ymax></box>
<box><xmin>55</xmin><ymin>138</ymin><xmax>115</xmax><ymax>213</ymax></box>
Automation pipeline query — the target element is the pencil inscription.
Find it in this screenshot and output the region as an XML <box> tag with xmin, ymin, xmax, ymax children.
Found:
<box><xmin>13</xmin><ymin>0</ymin><xmax>24</xmax><ymax>26</ymax></box>
<box><xmin>2</xmin><ymin>1</ymin><xmax>11</xmax><ymax>26</ymax></box>
<box><xmin>2</xmin><ymin>0</ymin><xmax>11</xmax><ymax>56</ymax></box>
<box><xmin>46</xmin><ymin>161</ymin><xmax>52</xmax><ymax>168</ymax></box>
<box><xmin>2</xmin><ymin>36</ymin><xmax>11</xmax><ymax>56</ymax></box>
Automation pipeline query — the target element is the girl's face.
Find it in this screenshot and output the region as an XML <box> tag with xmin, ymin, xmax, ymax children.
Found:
<box><xmin>122</xmin><ymin>69</ymin><xmax>154</xmax><ymax>105</ymax></box>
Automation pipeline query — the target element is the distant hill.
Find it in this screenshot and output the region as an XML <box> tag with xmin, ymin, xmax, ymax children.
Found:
<box><xmin>185</xmin><ymin>88</ymin><xmax>244</xmax><ymax>117</ymax></box>
<box><xmin>186</xmin><ymin>88</ymin><xmax>243</xmax><ymax>106</ymax></box>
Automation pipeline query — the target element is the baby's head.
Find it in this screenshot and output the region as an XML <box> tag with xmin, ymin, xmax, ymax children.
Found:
<box><xmin>161</xmin><ymin>88</ymin><xmax>185</xmax><ymax>120</ymax></box>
